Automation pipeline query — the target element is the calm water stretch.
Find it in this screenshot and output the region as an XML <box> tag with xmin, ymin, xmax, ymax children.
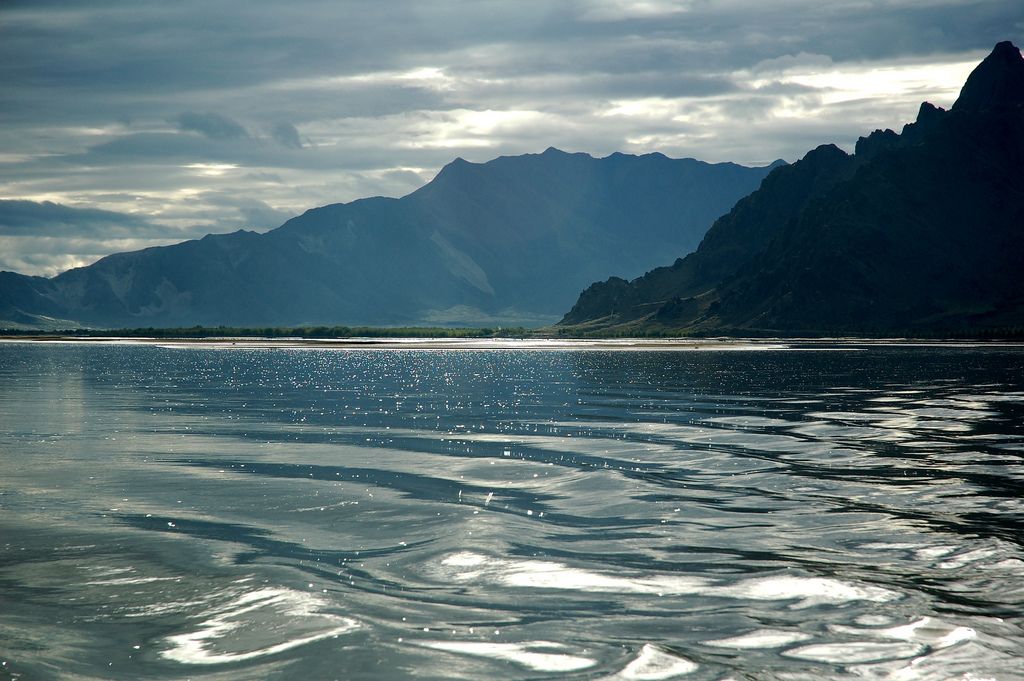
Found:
<box><xmin>1</xmin><ymin>340</ymin><xmax>1023</xmax><ymax>680</ymax></box>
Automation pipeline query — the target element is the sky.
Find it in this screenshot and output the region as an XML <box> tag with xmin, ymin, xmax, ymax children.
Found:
<box><xmin>1</xmin><ymin>0</ymin><xmax>1021</xmax><ymax>276</ymax></box>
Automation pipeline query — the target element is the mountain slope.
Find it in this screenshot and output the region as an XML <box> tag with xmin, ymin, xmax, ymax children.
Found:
<box><xmin>559</xmin><ymin>41</ymin><xmax>1024</xmax><ymax>336</ymax></box>
<box><xmin>0</xmin><ymin>148</ymin><xmax>780</xmax><ymax>328</ymax></box>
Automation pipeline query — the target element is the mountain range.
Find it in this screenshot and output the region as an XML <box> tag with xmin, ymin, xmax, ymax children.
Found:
<box><xmin>0</xmin><ymin>150</ymin><xmax>780</xmax><ymax>329</ymax></box>
<box><xmin>559</xmin><ymin>41</ymin><xmax>1024</xmax><ymax>336</ymax></box>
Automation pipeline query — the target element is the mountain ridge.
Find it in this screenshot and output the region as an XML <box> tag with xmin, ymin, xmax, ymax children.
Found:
<box><xmin>558</xmin><ymin>42</ymin><xmax>1024</xmax><ymax>336</ymax></box>
<box><xmin>0</xmin><ymin>148</ymin><xmax>781</xmax><ymax>329</ymax></box>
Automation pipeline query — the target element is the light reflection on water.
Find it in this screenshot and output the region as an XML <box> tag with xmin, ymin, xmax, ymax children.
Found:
<box><xmin>0</xmin><ymin>342</ymin><xmax>1022</xmax><ymax>680</ymax></box>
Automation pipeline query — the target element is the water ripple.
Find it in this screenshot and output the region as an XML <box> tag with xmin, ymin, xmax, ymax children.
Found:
<box><xmin>2</xmin><ymin>342</ymin><xmax>1023</xmax><ymax>680</ymax></box>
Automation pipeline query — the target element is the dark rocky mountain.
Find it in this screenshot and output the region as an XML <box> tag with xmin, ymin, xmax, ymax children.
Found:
<box><xmin>0</xmin><ymin>148</ymin><xmax>780</xmax><ymax>329</ymax></box>
<box><xmin>559</xmin><ymin>42</ymin><xmax>1024</xmax><ymax>336</ymax></box>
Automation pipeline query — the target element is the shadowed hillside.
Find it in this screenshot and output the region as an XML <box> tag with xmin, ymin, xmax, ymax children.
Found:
<box><xmin>0</xmin><ymin>149</ymin><xmax>780</xmax><ymax>329</ymax></box>
<box><xmin>559</xmin><ymin>42</ymin><xmax>1024</xmax><ymax>337</ymax></box>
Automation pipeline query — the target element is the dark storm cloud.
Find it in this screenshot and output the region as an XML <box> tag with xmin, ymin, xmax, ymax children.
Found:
<box><xmin>0</xmin><ymin>0</ymin><xmax>1021</xmax><ymax>274</ymax></box>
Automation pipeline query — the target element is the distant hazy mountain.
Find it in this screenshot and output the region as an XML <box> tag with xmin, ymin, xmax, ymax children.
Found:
<box><xmin>560</xmin><ymin>42</ymin><xmax>1024</xmax><ymax>336</ymax></box>
<box><xmin>0</xmin><ymin>148</ymin><xmax>780</xmax><ymax>329</ymax></box>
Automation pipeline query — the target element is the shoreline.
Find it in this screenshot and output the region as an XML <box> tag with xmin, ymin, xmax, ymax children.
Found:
<box><xmin>3</xmin><ymin>335</ymin><xmax>1023</xmax><ymax>351</ymax></box>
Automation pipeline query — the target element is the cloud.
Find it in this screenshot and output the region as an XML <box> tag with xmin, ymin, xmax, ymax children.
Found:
<box><xmin>74</xmin><ymin>132</ymin><xmax>227</xmax><ymax>161</ymax></box>
<box><xmin>238</xmin><ymin>201</ymin><xmax>294</xmax><ymax>228</ymax></box>
<box><xmin>0</xmin><ymin>235</ymin><xmax>186</xmax><ymax>276</ymax></box>
<box><xmin>0</xmin><ymin>0</ymin><xmax>1019</xmax><ymax>275</ymax></box>
<box><xmin>0</xmin><ymin>199</ymin><xmax>156</xmax><ymax>238</ymax></box>
<box><xmin>182</xmin><ymin>192</ymin><xmax>296</xmax><ymax>229</ymax></box>
<box><xmin>176</xmin><ymin>111</ymin><xmax>249</xmax><ymax>140</ymax></box>
<box><xmin>578</xmin><ymin>0</ymin><xmax>692</xmax><ymax>22</ymax></box>
<box><xmin>270</xmin><ymin>122</ymin><xmax>303</xmax><ymax>148</ymax></box>
<box><xmin>0</xmin><ymin>200</ymin><xmax>212</xmax><ymax>275</ymax></box>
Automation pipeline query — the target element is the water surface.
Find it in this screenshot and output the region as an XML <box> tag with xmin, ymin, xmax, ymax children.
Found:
<box><xmin>1</xmin><ymin>341</ymin><xmax>1022</xmax><ymax>680</ymax></box>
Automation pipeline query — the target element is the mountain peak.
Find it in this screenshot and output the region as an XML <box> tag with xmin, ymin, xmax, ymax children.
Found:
<box><xmin>952</xmin><ymin>40</ymin><xmax>1024</xmax><ymax>112</ymax></box>
<box><xmin>429</xmin><ymin>155</ymin><xmax>473</xmax><ymax>181</ymax></box>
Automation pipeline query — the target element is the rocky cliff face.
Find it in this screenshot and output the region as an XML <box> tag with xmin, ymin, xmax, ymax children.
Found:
<box><xmin>559</xmin><ymin>42</ymin><xmax>1024</xmax><ymax>336</ymax></box>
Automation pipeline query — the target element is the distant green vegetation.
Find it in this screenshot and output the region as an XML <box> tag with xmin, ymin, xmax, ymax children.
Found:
<box><xmin>4</xmin><ymin>323</ymin><xmax>1023</xmax><ymax>341</ymax></box>
<box><xmin>0</xmin><ymin>325</ymin><xmax>535</xmax><ymax>339</ymax></box>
